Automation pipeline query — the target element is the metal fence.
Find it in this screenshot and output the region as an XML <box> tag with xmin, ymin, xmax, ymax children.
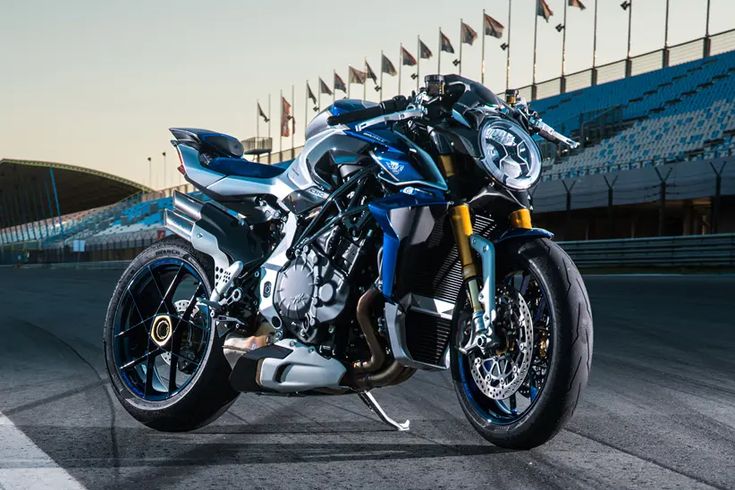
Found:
<box><xmin>515</xmin><ymin>29</ymin><xmax>735</xmax><ymax>102</ymax></box>
<box><xmin>560</xmin><ymin>233</ymin><xmax>735</xmax><ymax>269</ymax></box>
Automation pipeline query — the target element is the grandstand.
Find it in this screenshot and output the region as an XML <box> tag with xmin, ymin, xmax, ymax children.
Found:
<box><xmin>530</xmin><ymin>45</ymin><xmax>735</xmax><ymax>240</ymax></box>
<box><xmin>2</xmin><ymin>34</ymin><xmax>735</xmax><ymax>264</ymax></box>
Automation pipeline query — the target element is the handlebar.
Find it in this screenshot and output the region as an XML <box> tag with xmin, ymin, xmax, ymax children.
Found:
<box><xmin>326</xmin><ymin>96</ymin><xmax>410</xmax><ymax>126</ymax></box>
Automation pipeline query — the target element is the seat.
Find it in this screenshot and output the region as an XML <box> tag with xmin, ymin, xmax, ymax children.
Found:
<box><xmin>208</xmin><ymin>157</ymin><xmax>290</xmax><ymax>179</ymax></box>
<box><xmin>170</xmin><ymin>128</ymin><xmax>244</xmax><ymax>158</ymax></box>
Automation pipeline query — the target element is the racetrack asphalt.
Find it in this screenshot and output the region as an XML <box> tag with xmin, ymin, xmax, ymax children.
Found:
<box><xmin>0</xmin><ymin>267</ymin><xmax>733</xmax><ymax>489</ymax></box>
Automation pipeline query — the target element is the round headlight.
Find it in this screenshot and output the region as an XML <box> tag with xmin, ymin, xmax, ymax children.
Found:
<box><xmin>478</xmin><ymin>118</ymin><xmax>542</xmax><ymax>190</ymax></box>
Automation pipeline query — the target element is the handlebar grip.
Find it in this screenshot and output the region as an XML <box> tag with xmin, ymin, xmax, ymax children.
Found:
<box><xmin>327</xmin><ymin>96</ymin><xmax>410</xmax><ymax>126</ymax></box>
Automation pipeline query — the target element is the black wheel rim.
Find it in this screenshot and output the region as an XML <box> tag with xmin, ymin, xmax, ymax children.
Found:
<box><xmin>456</xmin><ymin>267</ymin><xmax>553</xmax><ymax>425</ymax></box>
<box><xmin>112</xmin><ymin>257</ymin><xmax>211</xmax><ymax>402</ymax></box>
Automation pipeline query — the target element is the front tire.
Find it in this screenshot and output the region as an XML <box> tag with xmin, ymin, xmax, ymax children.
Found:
<box><xmin>450</xmin><ymin>237</ymin><xmax>593</xmax><ymax>449</ymax></box>
<box><xmin>104</xmin><ymin>237</ymin><xmax>238</xmax><ymax>432</ymax></box>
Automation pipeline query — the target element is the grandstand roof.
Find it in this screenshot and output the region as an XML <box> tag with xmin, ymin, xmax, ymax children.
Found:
<box><xmin>0</xmin><ymin>159</ymin><xmax>149</xmax><ymax>228</ymax></box>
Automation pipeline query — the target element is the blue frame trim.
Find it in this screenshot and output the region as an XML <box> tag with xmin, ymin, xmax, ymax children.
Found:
<box><xmin>368</xmin><ymin>189</ymin><xmax>448</xmax><ymax>298</ymax></box>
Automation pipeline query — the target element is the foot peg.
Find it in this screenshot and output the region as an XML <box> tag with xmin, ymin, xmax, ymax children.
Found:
<box><xmin>358</xmin><ymin>391</ymin><xmax>410</xmax><ymax>431</ymax></box>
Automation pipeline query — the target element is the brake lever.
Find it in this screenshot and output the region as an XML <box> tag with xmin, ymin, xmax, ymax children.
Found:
<box><xmin>529</xmin><ymin>116</ymin><xmax>580</xmax><ymax>150</ymax></box>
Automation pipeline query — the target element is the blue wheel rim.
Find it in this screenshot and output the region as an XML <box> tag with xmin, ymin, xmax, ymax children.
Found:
<box><xmin>112</xmin><ymin>257</ymin><xmax>211</xmax><ymax>402</ymax></box>
<box><xmin>456</xmin><ymin>270</ymin><xmax>552</xmax><ymax>425</ymax></box>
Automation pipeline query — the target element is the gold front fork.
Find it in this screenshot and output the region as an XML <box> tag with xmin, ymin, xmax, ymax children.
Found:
<box><xmin>436</xmin><ymin>154</ymin><xmax>483</xmax><ymax>315</ymax></box>
<box><xmin>449</xmin><ymin>203</ymin><xmax>483</xmax><ymax>315</ymax></box>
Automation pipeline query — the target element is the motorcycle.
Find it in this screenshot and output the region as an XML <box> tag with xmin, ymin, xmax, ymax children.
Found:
<box><xmin>104</xmin><ymin>74</ymin><xmax>592</xmax><ymax>449</ymax></box>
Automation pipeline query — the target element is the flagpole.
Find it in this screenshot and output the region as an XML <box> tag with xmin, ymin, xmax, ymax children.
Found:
<box><xmin>705</xmin><ymin>0</ymin><xmax>712</xmax><ymax>56</ymax></box>
<box><xmin>438</xmin><ymin>28</ymin><xmax>441</xmax><ymax>73</ymax></box>
<box><xmin>380</xmin><ymin>51</ymin><xmax>384</xmax><ymax>100</ymax></box>
<box><xmin>625</xmin><ymin>0</ymin><xmax>633</xmax><ymax>77</ymax></box>
<box><xmin>304</xmin><ymin>82</ymin><xmax>308</xmax><ymax>136</ymax></box>
<box><xmin>532</xmin><ymin>1</ymin><xmax>539</xmax><ymax>99</ymax></box>
<box><xmin>363</xmin><ymin>59</ymin><xmax>367</xmax><ymax>100</ymax></box>
<box><xmin>256</xmin><ymin>100</ymin><xmax>260</xmax><ymax>162</ymax></box>
<box><xmin>332</xmin><ymin>71</ymin><xmax>336</xmax><ymax>103</ymax></box>
<box><xmin>506</xmin><ymin>0</ymin><xmax>512</xmax><ymax>90</ymax></box>
<box><xmin>268</xmin><ymin>94</ymin><xmax>272</xmax><ymax>163</ymax></box>
<box><xmin>706</xmin><ymin>0</ymin><xmax>711</xmax><ymax>37</ymax></box>
<box><xmin>416</xmin><ymin>35</ymin><xmax>420</xmax><ymax>90</ymax></box>
<box><xmin>481</xmin><ymin>10</ymin><xmax>486</xmax><ymax>84</ymax></box>
<box><xmin>279</xmin><ymin>89</ymin><xmax>283</xmax><ymax>160</ymax></box>
<box><xmin>458</xmin><ymin>18</ymin><xmax>463</xmax><ymax>76</ymax></box>
<box><xmin>398</xmin><ymin>44</ymin><xmax>402</xmax><ymax>95</ymax></box>
<box><xmin>561</xmin><ymin>0</ymin><xmax>568</xmax><ymax>92</ymax></box>
<box><xmin>592</xmin><ymin>0</ymin><xmax>598</xmax><ymax>84</ymax></box>
<box><xmin>347</xmin><ymin>68</ymin><xmax>351</xmax><ymax>98</ymax></box>
<box><xmin>626</xmin><ymin>1</ymin><xmax>633</xmax><ymax>60</ymax></box>
<box><xmin>291</xmin><ymin>84</ymin><xmax>295</xmax><ymax>159</ymax></box>
<box><xmin>663</xmin><ymin>0</ymin><xmax>670</xmax><ymax>67</ymax></box>
<box><xmin>664</xmin><ymin>0</ymin><xmax>670</xmax><ymax>48</ymax></box>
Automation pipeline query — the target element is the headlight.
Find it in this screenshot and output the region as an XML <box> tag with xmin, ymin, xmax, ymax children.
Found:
<box><xmin>478</xmin><ymin>117</ymin><xmax>542</xmax><ymax>190</ymax></box>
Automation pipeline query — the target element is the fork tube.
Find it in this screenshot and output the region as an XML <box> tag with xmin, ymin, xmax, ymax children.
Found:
<box><xmin>449</xmin><ymin>204</ymin><xmax>483</xmax><ymax>315</ymax></box>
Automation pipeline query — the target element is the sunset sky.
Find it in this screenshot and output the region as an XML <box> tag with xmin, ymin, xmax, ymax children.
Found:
<box><xmin>1</xmin><ymin>0</ymin><xmax>732</xmax><ymax>188</ymax></box>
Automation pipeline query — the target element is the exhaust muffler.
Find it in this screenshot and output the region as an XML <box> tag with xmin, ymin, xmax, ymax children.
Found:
<box><xmin>173</xmin><ymin>191</ymin><xmax>204</xmax><ymax>221</ymax></box>
<box><xmin>163</xmin><ymin>209</ymin><xmax>194</xmax><ymax>240</ymax></box>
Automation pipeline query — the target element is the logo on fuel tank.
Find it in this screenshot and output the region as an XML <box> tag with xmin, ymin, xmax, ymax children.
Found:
<box><xmin>385</xmin><ymin>160</ymin><xmax>405</xmax><ymax>176</ymax></box>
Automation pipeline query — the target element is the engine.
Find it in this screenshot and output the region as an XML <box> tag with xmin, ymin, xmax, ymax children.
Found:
<box><xmin>273</xmin><ymin>227</ymin><xmax>372</xmax><ymax>344</ymax></box>
<box><xmin>273</xmin><ymin>246</ymin><xmax>349</xmax><ymax>342</ymax></box>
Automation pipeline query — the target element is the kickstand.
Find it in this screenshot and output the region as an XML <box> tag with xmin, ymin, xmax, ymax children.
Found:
<box><xmin>358</xmin><ymin>391</ymin><xmax>410</xmax><ymax>431</ymax></box>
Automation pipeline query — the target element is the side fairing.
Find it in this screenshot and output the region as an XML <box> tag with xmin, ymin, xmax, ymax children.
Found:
<box><xmin>368</xmin><ymin>188</ymin><xmax>449</xmax><ymax>299</ymax></box>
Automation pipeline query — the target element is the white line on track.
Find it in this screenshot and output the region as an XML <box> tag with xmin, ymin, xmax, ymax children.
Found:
<box><xmin>0</xmin><ymin>411</ymin><xmax>84</xmax><ymax>490</ymax></box>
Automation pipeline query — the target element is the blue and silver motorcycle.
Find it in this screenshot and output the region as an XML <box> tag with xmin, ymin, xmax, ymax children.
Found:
<box><xmin>104</xmin><ymin>74</ymin><xmax>592</xmax><ymax>448</ymax></box>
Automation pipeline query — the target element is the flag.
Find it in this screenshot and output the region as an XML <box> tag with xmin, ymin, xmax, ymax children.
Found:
<box><xmin>419</xmin><ymin>38</ymin><xmax>433</xmax><ymax>59</ymax></box>
<box><xmin>400</xmin><ymin>46</ymin><xmax>417</xmax><ymax>66</ymax></box>
<box><xmin>569</xmin><ymin>0</ymin><xmax>586</xmax><ymax>9</ymax></box>
<box><xmin>381</xmin><ymin>54</ymin><xmax>397</xmax><ymax>75</ymax></box>
<box><xmin>537</xmin><ymin>0</ymin><xmax>554</xmax><ymax>22</ymax></box>
<box><xmin>319</xmin><ymin>77</ymin><xmax>333</xmax><ymax>96</ymax></box>
<box><xmin>348</xmin><ymin>66</ymin><xmax>367</xmax><ymax>84</ymax></box>
<box><xmin>440</xmin><ymin>30</ymin><xmax>455</xmax><ymax>54</ymax></box>
<box><xmin>280</xmin><ymin>96</ymin><xmax>292</xmax><ymax>137</ymax></box>
<box><xmin>483</xmin><ymin>14</ymin><xmax>505</xmax><ymax>39</ymax></box>
<box><xmin>257</xmin><ymin>102</ymin><xmax>269</xmax><ymax>123</ymax></box>
<box><xmin>460</xmin><ymin>21</ymin><xmax>478</xmax><ymax>45</ymax></box>
<box><xmin>365</xmin><ymin>61</ymin><xmax>377</xmax><ymax>82</ymax></box>
<box><xmin>334</xmin><ymin>72</ymin><xmax>346</xmax><ymax>93</ymax></box>
<box><xmin>306</xmin><ymin>83</ymin><xmax>317</xmax><ymax>104</ymax></box>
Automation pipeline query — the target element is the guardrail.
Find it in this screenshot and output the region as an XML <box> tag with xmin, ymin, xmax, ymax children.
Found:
<box><xmin>560</xmin><ymin>233</ymin><xmax>735</xmax><ymax>268</ymax></box>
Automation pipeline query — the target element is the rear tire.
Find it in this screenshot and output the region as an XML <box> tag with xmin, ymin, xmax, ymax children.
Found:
<box><xmin>104</xmin><ymin>237</ymin><xmax>238</xmax><ymax>432</ymax></box>
<box><xmin>450</xmin><ymin>238</ymin><xmax>593</xmax><ymax>449</ymax></box>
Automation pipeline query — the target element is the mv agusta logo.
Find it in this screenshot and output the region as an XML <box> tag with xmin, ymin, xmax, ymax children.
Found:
<box><xmin>385</xmin><ymin>160</ymin><xmax>405</xmax><ymax>175</ymax></box>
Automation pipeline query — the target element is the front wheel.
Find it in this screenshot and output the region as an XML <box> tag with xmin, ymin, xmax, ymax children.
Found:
<box><xmin>103</xmin><ymin>237</ymin><xmax>238</xmax><ymax>431</ymax></box>
<box><xmin>450</xmin><ymin>238</ymin><xmax>593</xmax><ymax>449</ymax></box>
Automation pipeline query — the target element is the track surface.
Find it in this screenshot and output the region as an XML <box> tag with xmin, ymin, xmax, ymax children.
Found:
<box><xmin>0</xmin><ymin>268</ymin><xmax>733</xmax><ymax>489</ymax></box>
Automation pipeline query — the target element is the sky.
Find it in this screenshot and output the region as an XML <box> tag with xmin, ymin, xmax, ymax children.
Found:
<box><xmin>1</xmin><ymin>0</ymin><xmax>733</xmax><ymax>188</ymax></box>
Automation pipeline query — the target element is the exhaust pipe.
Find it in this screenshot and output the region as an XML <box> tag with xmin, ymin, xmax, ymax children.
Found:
<box><xmin>353</xmin><ymin>287</ymin><xmax>386</xmax><ymax>374</ymax></box>
<box><xmin>173</xmin><ymin>191</ymin><xmax>204</xmax><ymax>221</ymax></box>
<box><xmin>163</xmin><ymin>209</ymin><xmax>194</xmax><ymax>240</ymax></box>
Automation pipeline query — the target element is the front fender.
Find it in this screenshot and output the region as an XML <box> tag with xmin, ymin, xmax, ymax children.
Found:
<box><xmin>495</xmin><ymin>227</ymin><xmax>554</xmax><ymax>244</ymax></box>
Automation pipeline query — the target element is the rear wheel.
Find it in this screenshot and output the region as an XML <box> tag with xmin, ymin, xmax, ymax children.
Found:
<box><xmin>104</xmin><ymin>238</ymin><xmax>238</xmax><ymax>431</ymax></box>
<box><xmin>450</xmin><ymin>238</ymin><xmax>593</xmax><ymax>449</ymax></box>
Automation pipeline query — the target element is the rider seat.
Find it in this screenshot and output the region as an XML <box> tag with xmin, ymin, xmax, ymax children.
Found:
<box><xmin>208</xmin><ymin>157</ymin><xmax>290</xmax><ymax>179</ymax></box>
<box><xmin>170</xmin><ymin>127</ymin><xmax>290</xmax><ymax>179</ymax></box>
